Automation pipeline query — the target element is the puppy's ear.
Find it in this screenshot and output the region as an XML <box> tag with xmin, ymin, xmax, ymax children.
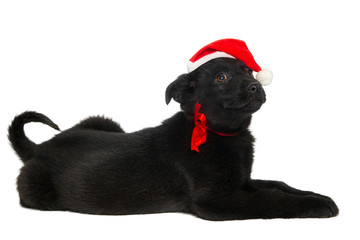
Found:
<box><xmin>165</xmin><ymin>74</ymin><xmax>194</xmax><ymax>105</ymax></box>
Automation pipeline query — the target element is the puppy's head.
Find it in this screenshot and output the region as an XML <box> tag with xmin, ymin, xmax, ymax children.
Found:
<box><xmin>166</xmin><ymin>58</ymin><xmax>266</xmax><ymax>132</ymax></box>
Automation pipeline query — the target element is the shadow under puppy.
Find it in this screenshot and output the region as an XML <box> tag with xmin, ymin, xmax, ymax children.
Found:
<box><xmin>8</xmin><ymin>39</ymin><xmax>338</xmax><ymax>220</ymax></box>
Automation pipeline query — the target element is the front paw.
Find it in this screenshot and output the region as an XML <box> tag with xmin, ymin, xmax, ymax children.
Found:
<box><xmin>299</xmin><ymin>195</ymin><xmax>339</xmax><ymax>218</ymax></box>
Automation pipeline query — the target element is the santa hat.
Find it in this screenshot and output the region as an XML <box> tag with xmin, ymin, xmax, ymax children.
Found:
<box><xmin>187</xmin><ymin>39</ymin><xmax>272</xmax><ymax>86</ymax></box>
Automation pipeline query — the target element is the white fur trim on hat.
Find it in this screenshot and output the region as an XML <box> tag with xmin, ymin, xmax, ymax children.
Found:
<box><xmin>187</xmin><ymin>51</ymin><xmax>235</xmax><ymax>73</ymax></box>
<box><xmin>256</xmin><ymin>68</ymin><xmax>273</xmax><ymax>86</ymax></box>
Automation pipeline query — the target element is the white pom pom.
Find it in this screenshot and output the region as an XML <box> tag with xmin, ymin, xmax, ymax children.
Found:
<box><xmin>256</xmin><ymin>68</ymin><xmax>273</xmax><ymax>86</ymax></box>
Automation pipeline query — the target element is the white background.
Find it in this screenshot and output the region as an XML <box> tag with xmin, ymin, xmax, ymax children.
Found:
<box><xmin>1</xmin><ymin>0</ymin><xmax>359</xmax><ymax>239</ymax></box>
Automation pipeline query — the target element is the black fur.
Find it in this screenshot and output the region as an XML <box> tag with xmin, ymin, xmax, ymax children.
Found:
<box><xmin>9</xmin><ymin>58</ymin><xmax>339</xmax><ymax>220</ymax></box>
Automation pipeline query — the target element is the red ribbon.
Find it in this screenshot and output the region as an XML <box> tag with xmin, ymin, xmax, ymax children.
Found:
<box><xmin>191</xmin><ymin>101</ymin><xmax>240</xmax><ymax>152</ymax></box>
<box><xmin>191</xmin><ymin>102</ymin><xmax>208</xmax><ymax>152</ymax></box>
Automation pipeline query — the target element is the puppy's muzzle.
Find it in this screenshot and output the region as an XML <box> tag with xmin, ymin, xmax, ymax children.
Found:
<box><xmin>248</xmin><ymin>82</ymin><xmax>266</xmax><ymax>103</ymax></box>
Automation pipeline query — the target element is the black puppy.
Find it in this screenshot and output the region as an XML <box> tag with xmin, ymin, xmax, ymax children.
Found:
<box><xmin>9</xmin><ymin>58</ymin><xmax>338</xmax><ymax>220</ymax></box>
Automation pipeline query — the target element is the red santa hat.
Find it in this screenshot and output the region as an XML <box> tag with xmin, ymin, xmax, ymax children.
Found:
<box><xmin>187</xmin><ymin>39</ymin><xmax>272</xmax><ymax>86</ymax></box>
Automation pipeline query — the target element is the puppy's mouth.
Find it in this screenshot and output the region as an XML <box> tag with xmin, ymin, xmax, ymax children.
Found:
<box><xmin>242</xmin><ymin>99</ymin><xmax>263</xmax><ymax>111</ymax></box>
<box><xmin>225</xmin><ymin>98</ymin><xmax>265</xmax><ymax>112</ymax></box>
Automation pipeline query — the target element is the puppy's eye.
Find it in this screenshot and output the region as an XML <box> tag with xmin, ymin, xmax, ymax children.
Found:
<box><xmin>216</xmin><ymin>73</ymin><xmax>230</xmax><ymax>83</ymax></box>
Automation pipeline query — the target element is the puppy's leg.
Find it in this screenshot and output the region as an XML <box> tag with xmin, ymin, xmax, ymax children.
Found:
<box><xmin>17</xmin><ymin>161</ymin><xmax>64</xmax><ymax>211</ymax></box>
<box><xmin>250</xmin><ymin>179</ymin><xmax>334</xmax><ymax>199</ymax></box>
<box><xmin>191</xmin><ymin>188</ymin><xmax>338</xmax><ymax>221</ymax></box>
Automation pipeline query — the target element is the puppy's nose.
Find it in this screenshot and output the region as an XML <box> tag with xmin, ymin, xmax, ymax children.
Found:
<box><xmin>248</xmin><ymin>83</ymin><xmax>261</xmax><ymax>93</ymax></box>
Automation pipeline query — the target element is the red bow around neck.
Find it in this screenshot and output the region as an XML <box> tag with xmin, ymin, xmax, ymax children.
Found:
<box><xmin>191</xmin><ymin>102</ymin><xmax>240</xmax><ymax>152</ymax></box>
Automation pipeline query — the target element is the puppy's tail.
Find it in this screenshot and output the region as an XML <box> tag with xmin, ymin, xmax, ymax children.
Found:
<box><xmin>8</xmin><ymin>111</ymin><xmax>60</xmax><ymax>163</ymax></box>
